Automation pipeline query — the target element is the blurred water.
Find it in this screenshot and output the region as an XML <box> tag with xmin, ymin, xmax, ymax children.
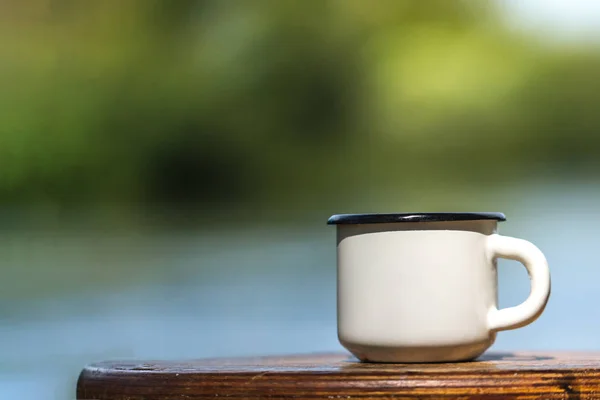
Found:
<box><xmin>3</xmin><ymin>181</ymin><xmax>600</xmax><ymax>399</ymax></box>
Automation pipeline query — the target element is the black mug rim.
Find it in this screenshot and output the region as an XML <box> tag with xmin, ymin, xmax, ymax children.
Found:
<box><xmin>327</xmin><ymin>212</ymin><xmax>506</xmax><ymax>225</ymax></box>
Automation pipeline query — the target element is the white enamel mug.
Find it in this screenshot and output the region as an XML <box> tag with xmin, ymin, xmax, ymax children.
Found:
<box><xmin>328</xmin><ymin>213</ymin><xmax>550</xmax><ymax>363</ymax></box>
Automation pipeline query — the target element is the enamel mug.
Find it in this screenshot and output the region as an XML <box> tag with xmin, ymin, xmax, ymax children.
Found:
<box><xmin>328</xmin><ymin>213</ymin><xmax>550</xmax><ymax>363</ymax></box>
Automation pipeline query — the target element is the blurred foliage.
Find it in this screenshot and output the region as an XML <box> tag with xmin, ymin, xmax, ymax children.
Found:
<box><xmin>0</xmin><ymin>0</ymin><xmax>599</xmax><ymax>214</ymax></box>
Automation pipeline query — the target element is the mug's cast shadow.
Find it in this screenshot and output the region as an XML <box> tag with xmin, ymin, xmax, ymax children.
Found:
<box><xmin>477</xmin><ymin>352</ymin><xmax>554</xmax><ymax>362</ymax></box>
<box><xmin>341</xmin><ymin>352</ymin><xmax>555</xmax><ymax>365</ymax></box>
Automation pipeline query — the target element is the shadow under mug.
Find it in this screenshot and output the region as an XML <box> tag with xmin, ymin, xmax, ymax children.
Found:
<box><xmin>328</xmin><ymin>212</ymin><xmax>551</xmax><ymax>363</ymax></box>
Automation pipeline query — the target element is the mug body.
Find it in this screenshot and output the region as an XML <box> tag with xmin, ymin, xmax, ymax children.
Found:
<box><xmin>331</xmin><ymin>213</ymin><xmax>504</xmax><ymax>363</ymax></box>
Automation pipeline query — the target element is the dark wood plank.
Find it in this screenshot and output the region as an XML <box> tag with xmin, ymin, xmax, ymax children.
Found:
<box><xmin>76</xmin><ymin>352</ymin><xmax>600</xmax><ymax>399</ymax></box>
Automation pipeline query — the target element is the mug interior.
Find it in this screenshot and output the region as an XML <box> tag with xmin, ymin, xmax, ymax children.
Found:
<box><xmin>327</xmin><ymin>212</ymin><xmax>505</xmax><ymax>225</ymax></box>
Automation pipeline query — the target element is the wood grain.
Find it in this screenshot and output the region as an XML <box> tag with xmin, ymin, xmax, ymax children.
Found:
<box><xmin>76</xmin><ymin>352</ymin><xmax>600</xmax><ymax>399</ymax></box>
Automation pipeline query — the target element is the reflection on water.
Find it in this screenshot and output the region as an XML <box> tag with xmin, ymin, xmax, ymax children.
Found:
<box><xmin>3</xmin><ymin>182</ymin><xmax>600</xmax><ymax>399</ymax></box>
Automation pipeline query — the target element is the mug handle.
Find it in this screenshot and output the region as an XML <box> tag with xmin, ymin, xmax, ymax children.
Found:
<box><xmin>486</xmin><ymin>234</ymin><xmax>551</xmax><ymax>332</ymax></box>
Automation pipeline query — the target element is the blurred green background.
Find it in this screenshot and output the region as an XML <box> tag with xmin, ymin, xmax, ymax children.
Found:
<box><xmin>2</xmin><ymin>0</ymin><xmax>600</xmax><ymax>218</ymax></box>
<box><xmin>2</xmin><ymin>1</ymin><xmax>600</xmax><ymax>399</ymax></box>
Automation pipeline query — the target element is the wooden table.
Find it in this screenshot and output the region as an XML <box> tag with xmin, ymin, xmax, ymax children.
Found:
<box><xmin>77</xmin><ymin>352</ymin><xmax>600</xmax><ymax>399</ymax></box>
